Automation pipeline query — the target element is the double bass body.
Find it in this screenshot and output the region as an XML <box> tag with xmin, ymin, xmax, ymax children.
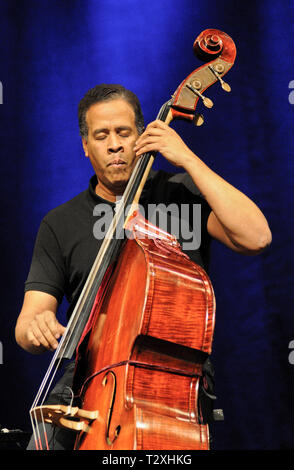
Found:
<box><xmin>74</xmin><ymin>214</ymin><xmax>216</xmax><ymax>450</ymax></box>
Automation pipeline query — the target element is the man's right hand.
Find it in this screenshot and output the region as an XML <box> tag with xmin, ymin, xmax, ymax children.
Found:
<box><xmin>26</xmin><ymin>309</ymin><xmax>66</xmax><ymax>352</ymax></box>
<box><xmin>15</xmin><ymin>291</ymin><xmax>65</xmax><ymax>354</ymax></box>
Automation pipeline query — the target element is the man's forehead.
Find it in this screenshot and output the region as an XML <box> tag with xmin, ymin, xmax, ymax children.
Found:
<box><xmin>86</xmin><ymin>99</ymin><xmax>136</xmax><ymax>127</ymax></box>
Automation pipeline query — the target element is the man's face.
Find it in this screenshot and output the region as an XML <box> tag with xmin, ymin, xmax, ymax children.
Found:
<box><xmin>82</xmin><ymin>98</ymin><xmax>140</xmax><ymax>200</ymax></box>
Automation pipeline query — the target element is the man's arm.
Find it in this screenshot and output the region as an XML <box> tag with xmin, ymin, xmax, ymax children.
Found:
<box><xmin>134</xmin><ymin>120</ymin><xmax>272</xmax><ymax>254</ymax></box>
<box><xmin>185</xmin><ymin>158</ymin><xmax>272</xmax><ymax>254</ymax></box>
<box><xmin>15</xmin><ymin>291</ymin><xmax>66</xmax><ymax>354</ymax></box>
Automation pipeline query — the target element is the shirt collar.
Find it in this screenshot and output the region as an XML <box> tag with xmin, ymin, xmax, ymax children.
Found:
<box><xmin>87</xmin><ymin>169</ymin><xmax>155</xmax><ymax>206</ymax></box>
<box><xmin>88</xmin><ymin>175</ymin><xmax>115</xmax><ymax>206</ymax></box>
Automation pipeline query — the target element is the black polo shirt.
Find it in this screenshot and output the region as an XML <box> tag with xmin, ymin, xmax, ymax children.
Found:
<box><xmin>25</xmin><ymin>170</ymin><xmax>212</xmax><ymax>318</ymax></box>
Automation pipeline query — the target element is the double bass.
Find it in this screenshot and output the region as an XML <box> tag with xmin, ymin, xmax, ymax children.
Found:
<box><xmin>30</xmin><ymin>29</ymin><xmax>236</xmax><ymax>450</ymax></box>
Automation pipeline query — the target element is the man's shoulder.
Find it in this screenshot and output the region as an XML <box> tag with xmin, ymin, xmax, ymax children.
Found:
<box><xmin>146</xmin><ymin>168</ymin><xmax>202</xmax><ymax>197</ymax></box>
<box><xmin>42</xmin><ymin>188</ymin><xmax>89</xmax><ymax>227</ymax></box>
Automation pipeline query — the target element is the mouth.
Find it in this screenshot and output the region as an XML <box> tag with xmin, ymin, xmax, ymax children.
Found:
<box><xmin>107</xmin><ymin>159</ymin><xmax>127</xmax><ymax>167</ymax></box>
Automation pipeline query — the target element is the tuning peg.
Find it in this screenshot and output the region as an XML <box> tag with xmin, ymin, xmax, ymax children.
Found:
<box><xmin>186</xmin><ymin>82</ymin><xmax>214</xmax><ymax>108</ymax></box>
<box><xmin>208</xmin><ymin>64</ymin><xmax>231</xmax><ymax>92</ymax></box>
<box><xmin>193</xmin><ymin>113</ymin><xmax>204</xmax><ymax>126</ymax></box>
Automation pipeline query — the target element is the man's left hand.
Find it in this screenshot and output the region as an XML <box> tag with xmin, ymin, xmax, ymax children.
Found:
<box><xmin>133</xmin><ymin>120</ymin><xmax>194</xmax><ymax>168</ymax></box>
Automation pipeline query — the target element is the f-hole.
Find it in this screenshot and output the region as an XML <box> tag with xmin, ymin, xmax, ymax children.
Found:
<box><xmin>102</xmin><ymin>370</ymin><xmax>121</xmax><ymax>445</ymax></box>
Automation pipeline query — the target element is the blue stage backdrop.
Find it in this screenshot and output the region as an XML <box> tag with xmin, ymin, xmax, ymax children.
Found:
<box><xmin>0</xmin><ymin>0</ymin><xmax>294</xmax><ymax>450</ymax></box>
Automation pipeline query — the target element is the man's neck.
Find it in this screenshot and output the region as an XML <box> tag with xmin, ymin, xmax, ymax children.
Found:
<box><xmin>95</xmin><ymin>182</ymin><xmax>124</xmax><ymax>203</ymax></box>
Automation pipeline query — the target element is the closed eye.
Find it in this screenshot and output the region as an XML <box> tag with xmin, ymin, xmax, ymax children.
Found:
<box><xmin>95</xmin><ymin>134</ymin><xmax>107</xmax><ymax>140</ymax></box>
<box><xmin>117</xmin><ymin>126</ymin><xmax>132</xmax><ymax>137</ymax></box>
<box><xmin>119</xmin><ymin>131</ymin><xmax>131</xmax><ymax>137</ymax></box>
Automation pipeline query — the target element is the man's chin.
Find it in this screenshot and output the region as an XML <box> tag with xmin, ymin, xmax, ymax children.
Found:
<box><xmin>110</xmin><ymin>178</ymin><xmax>129</xmax><ymax>194</ymax></box>
<box><xmin>110</xmin><ymin>171</ymin><xmax>132</xmax><ymax>189</ymax></box>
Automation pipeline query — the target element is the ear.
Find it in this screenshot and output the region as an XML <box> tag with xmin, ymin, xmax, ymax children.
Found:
<box><xmin>82</xmin><ymin>138</ymin><xmax>89</xmax><ymax>157</ymax></box>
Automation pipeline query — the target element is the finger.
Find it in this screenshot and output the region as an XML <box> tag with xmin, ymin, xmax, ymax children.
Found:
<box><xmin>44</xmin><ymin>311</ymin><xmax>65</xmax><ymax>339</ymax></box>
<box><xmin>35</xmin><ymin>315</ymin><xmax>60</xmax><ymax>350</ymax></box>
<box><xmin>29</xmin><ymin>320</ymin><xmax>54</xmax><ymax>350</ymax></box>
<box><xmin>57</xmin><ymin>323</ymin><xmax>66</xmax><ymax>335</ymax></box>
<box><xmin>135</xmin><ymin>142</ymin><xmax>160</xmax><ymax>156</ymax></box>
<box><xmin>135</xmin><ymin>132</ymin><xmax>162</xmax><ymax>148</ymax></box>
<box><xmin>146</xmin><ymin>119</ymin><xmax>168</xmax><ymax>130</ymax></box>
<box><xmin>134</xmin><ymin>139</ymin><xmax>158</xmax><ymax>152</ymax></box>
<box><xmin>135</xmin><ymin>122</ymin><xmax>165</xmax><ymax>144</ymax></box>
<box><xmin>144</xmin><ymin>123</ymin><xmax>166</xmax><ymax>134</ymax></box>
<box><xmin>136</xmin><ymin>126</ymin><xmax>165</xmax><ymax>143</ymax></box>
<box><xmin>27</xmin><ymin>328</ymin><xmax>41</xmax><ymax>348</ymax></box>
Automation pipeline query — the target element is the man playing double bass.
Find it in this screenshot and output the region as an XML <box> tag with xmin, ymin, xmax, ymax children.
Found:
<box><xmin>15</xmin><ymin>84</ymin><xmax>271</xmax><ymax>449</ymax></box>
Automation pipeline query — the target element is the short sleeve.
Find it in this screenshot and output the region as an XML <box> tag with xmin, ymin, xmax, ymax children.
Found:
<box><xmin>168</xmin><ymin>171</ymin><xmax>212</xmax><ymax>231</ymax></box>
<box><xmin>24</xmin><ymin>219</ymin><xmax>66</xmax><ymax>303</ymax></box>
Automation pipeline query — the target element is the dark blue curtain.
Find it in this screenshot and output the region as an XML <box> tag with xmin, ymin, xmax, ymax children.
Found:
<box><xmin>1</xmin><ymin>0</ymin><xmax>294</xmax><ymax>450</ymax></box>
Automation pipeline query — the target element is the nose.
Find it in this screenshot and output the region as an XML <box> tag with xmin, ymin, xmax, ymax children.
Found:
<box><xmin>108</xmin><ymin>133</ymin><xmax>123</xmax><ymax>153</ymax></box>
